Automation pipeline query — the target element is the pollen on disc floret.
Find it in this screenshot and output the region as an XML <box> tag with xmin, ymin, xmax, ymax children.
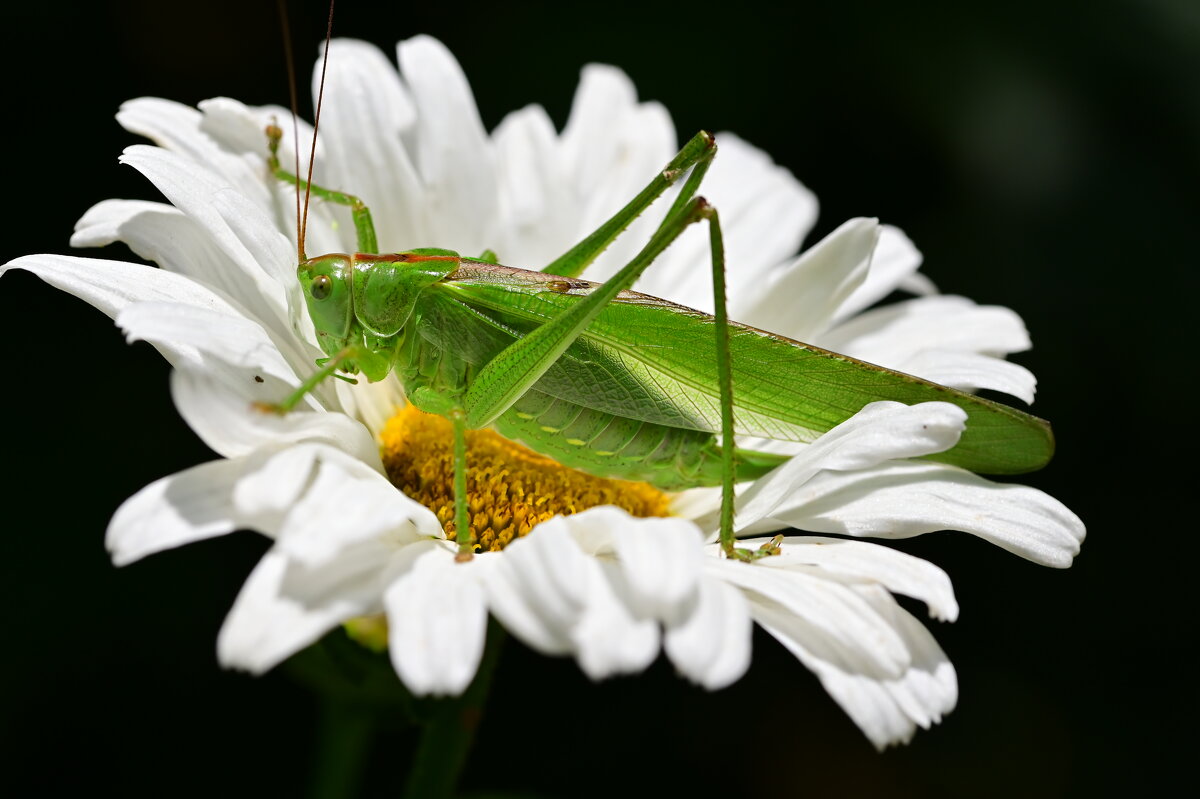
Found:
<box><xmin>380</xmin><ymin>405</ymin><xmax>672</xmax><ymax>552</ymax></box>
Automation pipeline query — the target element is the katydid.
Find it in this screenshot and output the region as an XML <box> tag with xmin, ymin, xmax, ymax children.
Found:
<box><xmin>263</xmin><ymin>70</ymin><xmax>1053</xmax><ymax>563</ymax></box>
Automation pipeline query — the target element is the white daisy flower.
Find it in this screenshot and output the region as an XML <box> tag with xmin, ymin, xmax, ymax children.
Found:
<box><xmin>1</xmin><ymin>35</ymin><xmax>1084</xmax><ymax>750</ymax></box>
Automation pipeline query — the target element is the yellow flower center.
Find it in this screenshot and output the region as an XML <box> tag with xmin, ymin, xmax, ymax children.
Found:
<box><xmin>379</xmin><ymin>405</ymin><xmax>672</xmax><ymax>552</ymax></box>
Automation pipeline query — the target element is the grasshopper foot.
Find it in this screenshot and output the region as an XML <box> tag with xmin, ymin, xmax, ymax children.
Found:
<box><xmin>726</xmin><ymin>534</ymin><xmax>784</xmax><ymax>562</ymax></box>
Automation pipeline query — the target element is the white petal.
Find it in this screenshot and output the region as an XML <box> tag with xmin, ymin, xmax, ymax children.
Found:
<box><xmin>106</xmin><ymin>458</ymin><xmax>244</xmax><ymax>566</ymax></box>
<box><xmin>197</xmin><ymin>97</ymin><xmax>288</xmax><ymax>167</ymax></box>
<box><xmin>607</xmin><ymin>513</ymin><xmax>705</xmax><ymax>624</ymax></box>
<box><xmin>669</xmin><ymin>485</ymin><xmax>725</xmax><ymax>526</ymax></box>
<box><xmin>713</xmin><ymin>558</ymin><xmax>911</xmax><ymax>679</ymax></box>
<box><xmin>273</xmin><ymin>446</ymin><xmax>440</xmax><ymax>568</ymax></box>
<box><xmin>735</xmin><ymin>402</ymin><xmax>966</xmax><ymax>530</ymax></box>
<box><xmin>197</xmin><ymin>96</ymin><xmax>315</xmax><ymax>174</ymax></box>
<box><xmin>558</xmin><ymin>65</ymin><xmax>676</xmax><ymax>283</ymax></box>
<box><xmin>72</xmin><ymin>200</ymin><xmax>238</xmax><ymax>291</ymax></box>
<box><xmin>118</xmin><ymin>145</ymin><xmax>297</xmax><ymax>329</ymax></box>
<box><xmin>754</xmin><ymin>587</ymin><xmax>956</xmax><ymax>749</ymax></box>
<box><xmin>230</xmin><ymin>445</ymin><xmax>319</xmax><ymax>527</ymax></box>
<box><xmin>711</xmin><ymin>134</ymin><xmax>819</xmax><ymax>300</ymax></box>
<box><xmin>765</xmin><ymin>537</ymin><xmax>959</xmax><ymax>622</ymax></box>
<box><xmin>493</xmin><ymin>105</ymin><xmax>555</xmax><ymax>226</ymax></box>
<box><xmin>116</xmin><ymin>297</ymin><xmax>330</xmax><ymax>423</ymax></box>
<box><xmin>72</xmin><ymin>198</ymin><xmax>318</xmax><ymax>374</ymax></box>
<box><xmin>385</xmin><ymin>542</ymin><xmax>488</xmax><ymax>695</ymax></box>
<box><xmin>479</xmin><ymin>519</ymin><xmax>591</xmax><ymax>655</ymax></box>
<box><xmin>117</xmin><ymin>97</ymin><xmax>271</xmax><ymax>210</ymax></box>
<box><xmin>554</xmin><ymin>507</ymin><xmax>706</xmax><ymax>626</ymax></box>
<box><xmin>483</xmin><ymin>519</ymin><xmax>657</xmax><ymax>678</ymax></box>
<box><xmin>217</xmin><ymin>548</ymin><xmax>381</xmax><ymax>674</ymax></box>
<box><xmin>397</xmin><ymin>35</ymin><xmax>496</xmax><ymax>254</ymax></box>
<box><xmin>664</xmin><ymin>576</ymin><xmax>752</xmax><ymax>689</ymax></box>
<box><xmin>644</xmin><ymin>134</ymin><xmax>819</xmax><ymax>313</ymax></box>
<box><xmin>332</xmin><ymin>375</ymin><xmax>406</xmax><ymax>441</ymax></box>
<box><xmin>1</xmin><ymin>254</ymin><xmax>236</xmax><ymax>321</ymax></box>
<box><xmin>819</xmin><ymin>295</ymin><xmax>1031</xmax><ymax>368</ymax></box>
<box><xmin>315</xmin><ymin>40</ymin><xmax>423</xmax><ymax>251</ymax></box>
<box><xmin>570</xmin><ymin>576</ymin><xmax>660</xmax><ymax>681</ymax></box>
<box><xmin>894</xmin><ymin>349</ymin><xmax>1037</xmax><ymax>404</ymax></box>
<box><xmin>116</xmin><ymin>301</ymin><xmax>297</xmax><ymax>384</ymax></box>
<box><xmin>480</xmin><ymin>542</ymin><xmax>575</xmax><ymax>656</ymax></box>
<box><xmin>831</xmin><ymin>225</ymin><xmax>926</xmax><ymax>323</ymax></box>
<box><xmin>169</xmin><ymin>368</ymin><xmax>375</xmax><ymax>464</ymax></box>
<box><xmin>589</xmin><ymin>100</ymin><xmax>677</xmax><ymax>281</ymax></box>
<box><xmin>492</xmin><ymin>104</ymin><xmax>574</xmax><ymax>266</ymax></box>
<box><xmin>736</xmin><ymin>218</ymin><xmax>879</xmax><ymax>342</ymax></box>
<box><xmin>561</xmin><ymin>65</ymin><xmax>641</xmax><ymax>199</ymax></box>
<box><xmin>769</xmin><ymin>460</ymin><xmax>1086</xmax><ymax>567</ymax></box>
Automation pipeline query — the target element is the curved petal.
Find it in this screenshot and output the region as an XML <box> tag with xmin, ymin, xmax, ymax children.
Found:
<box><xmin>819</xmin><ymin>295</ymin><xmax>1032</xmax><ymax>367</ymax></box>
<box><xmin>117</xmin><ymin>97</ymin><xmax>272</xmax><ymax>210</ymax></box>
<box><xmin>217</xmin><ymin>548</ymin><xmax>381</xmax><ymax>674</ymax></box>
<box><xmin>607</xmin><ymin>514</ymin><xmax>705</xmax><ymax>624</ymax></box>
<box><xmin>768</xmin><ymin>461</ymin><xmax>1086</xmax><ymax>567</ymax></box>
<box><xmin>169</xmin><ymin>368</ymin><xmax>374</xmax><ymax>464</ymax></box>
<box><xmin>709</xmin><ymin>134</ymin><xmax>820</xmax><ymax>297</ymax></box>
<box><xmin>72</xmin><ymin>200</ymin><xmax>239</xmax><ymax>292</ymax></box>
<box><xmin>116</xmin><ymin>297</ymin><xmax>335</xmax><ymax>420</ymax></box>
<box><xmin>664</xmin><ymin>576</ymin><xmax>752</xmax><ymax>690</ymax></box>
<box><xmin>558</xmin><ymin>507</ymin><xmax>705</xmax><ymax>624</ymax></box>
<box><xmin>480</xmin><ymin>544</ymin><xmax>575</xmax><ymax>656</ymax></box>
<box><xmin>646</xmin><ymin>134</ymin><xmax>821</xmax><ymax>314</ymax></box>
<box><xmin>72</xmin><ymin>196</ymin><xmax>320</xmax><ymax>370</ymax></box>
<box><xmin>106</xmin><ymin>458</ymin><xmax>245</xmax><ymax>566</ymax></box>
<box><xmin>397</xmin><ymin>35</ymin><xmax>496</xmax><ymax>254</ymax></box>
<box><xmin>229</xmin><ymin>445</ymin><xmax>320</xmax><ymax>528</ymax></box>
<box><xmin>831</xmin><ymin>224</ymin><xmax>927</xmax><ymax>323</ymax></box>
<box><xmin>736</xmin><ymin>217</ymin><xmax>879</xmax><ymax>341</ymax></box>
<box><xmin>570</xmin><ymin>576</ymin><xmax>660</xmax><ymax>680</ymax></box>
<box><xmin>894</xmin><ymin>349</ymin><xmax>1037</xmax><ymax>404</ymax></box>
<box><xmin>492</xmin><ymin>104</ymin><xmax>574</xmax><ymax>266</ymax></box>
<box><xmin>559</xmin><ymin>64</ymin><xmax>676</xmax><ymax>283</ymax></box>
<box><xmin>735</xmin><ymin>402</ymin><xmax>967</xmax><ymax>530</ymax></box>
<box><xmin>589</xmin><ymin>100</ymin><xmax>678</xmax><ymax>281</ymax></box>
<box><xmin>561</xmin><ymin>64</ymin><xmax>643</xmax><ymax>199</ymax></box>
<box><xmin>117</xmin><ymin>301</ymin><xmax>298</xmax><ymax>384</ymax></box>
<box><xmin>712</xmin><ymin>558</ymin><xmax>911</xmax><ymax>679</ymax></box>
<box><xmin>754</xmin><ymin>586</ymin><xmax>957</xmax><ymax>749</ymax></box>
<box><xmin>480</xmin><ymin>520</ymin><xmax>593</xmax><ymax>655</ymax></box>
<box><xmin>384</xmin><ymin>542</ymin><xmax>488</xmax><ymax>695</ymax></box>
<box><xmin>272</xmin><ymin>446</ymin><xmax>440</xmax><ymax>568</ymax></box>
<box><xmin>118</xmin><ymin>144</ymin><xmax>298</xmax><ymax>327</ymax></box>
<box><xmin>1</xmin><ymin>254</ymin><xmax>238</xmax><ymax>322</ymax></box>
<box><xmin>482</xmin><ymin>518</ymin><xmax>658</xmax><ymax>678</ymax></box>
<box><xmin>315</xmin><ymin>39</ymin><xmax>423</xmax><ymax>252</ymax></box>
<box><xmin>198</xmin><ymin>97</ymin><xmax>294</xmax><ymax>166</ymax></box>
<box><xmin>763</xmin><ymin>537</ymin><xmax>959</xmax><ymax>622</ymax></box>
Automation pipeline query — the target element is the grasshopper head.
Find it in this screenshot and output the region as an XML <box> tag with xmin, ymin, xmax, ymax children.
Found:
<box><xmin>298</xmin><ymin>254</ymin><xmax>354</xmax><ymax>359</ymax></box>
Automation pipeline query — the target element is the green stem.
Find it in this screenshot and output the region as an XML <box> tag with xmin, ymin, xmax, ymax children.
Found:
<box><xmin>308</xmin><ymin>699</ymin><xmax>374</xmax><ymax>799</ymax></box>
<box><xmin>403</xmin><ymin>623</ymin><xmax>505</xmax><ymax>799</ymax></box>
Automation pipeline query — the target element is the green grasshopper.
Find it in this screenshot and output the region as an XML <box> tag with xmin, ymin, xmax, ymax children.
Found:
<box><xmin>263</xmin><ymin>92</ymin><xmax>1053</xmax><ymax>563</ymax></box>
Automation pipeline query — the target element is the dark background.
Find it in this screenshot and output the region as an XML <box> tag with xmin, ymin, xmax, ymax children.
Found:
<box><xmin>2</xmin><ymin>0</ymin><xmax>1191</xmax><ymax>796</ymax></box>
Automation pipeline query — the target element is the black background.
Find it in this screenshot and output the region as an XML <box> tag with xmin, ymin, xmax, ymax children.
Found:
<box><xmin>2</xmin><ymin>1</ymin><xmax>1191</xmax><ymax>796</ymax></box>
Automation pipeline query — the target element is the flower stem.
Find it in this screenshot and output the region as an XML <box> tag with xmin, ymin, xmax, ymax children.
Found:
<box><xmin>309</xmin><ymin>699</ymin><xmax>374</xmax><ymax>799</ymax></box>
<box><xmin>403</xmin><ymin>622</ymin><xmax>505</xmax><ymax>799</ymax></box>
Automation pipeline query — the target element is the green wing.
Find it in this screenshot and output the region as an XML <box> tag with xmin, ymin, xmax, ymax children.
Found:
<box><xmin>429</xmin><ymin>262</ymin><xmax>1054</xmax><ymax>475</ymax></box>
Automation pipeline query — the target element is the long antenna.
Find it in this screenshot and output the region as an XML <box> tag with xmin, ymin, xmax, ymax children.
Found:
<box><xmin>276</xmin><ymin>0</ymin><xmax>303</xmax><ymax>262</ymax></box>
<box><xmin>301</xmin><ymin>0</ymin><xmax>337</xmax><ymax>261</ymax></box>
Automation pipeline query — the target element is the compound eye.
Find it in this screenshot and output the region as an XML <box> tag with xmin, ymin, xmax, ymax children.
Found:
<box><xmin>311</xmin><ymin>274</ymin><xmax>333</xmax><ymax>300</ymax></box>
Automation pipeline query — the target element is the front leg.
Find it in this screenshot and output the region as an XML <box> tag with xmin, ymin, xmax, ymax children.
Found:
<box><xmin>267</xmin><ymin>122</ymin><xmax>379</xmax><ymax>254</ymax></box>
